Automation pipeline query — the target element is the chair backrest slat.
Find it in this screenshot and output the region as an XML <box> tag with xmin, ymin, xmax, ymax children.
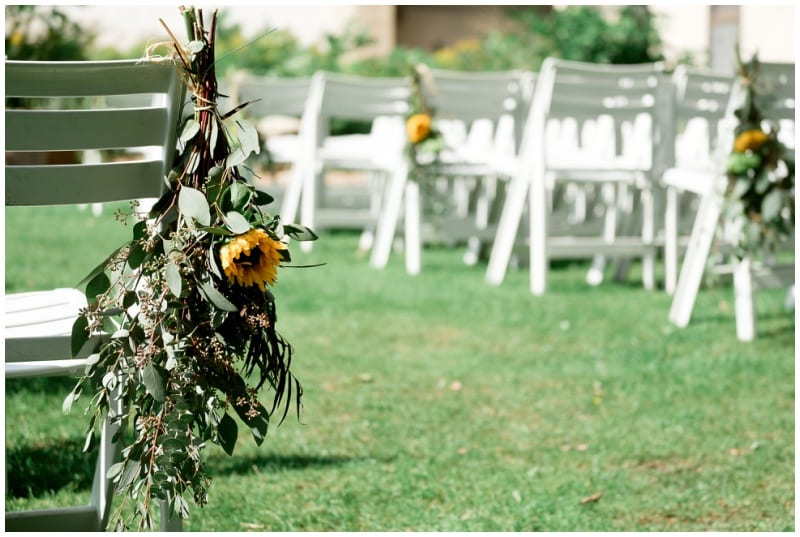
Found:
<box><xmin>5</xmin><ymin>59</ymin><xmax>185</xmax><ymax>208</ymax></box>
<box><xmin>318</xmin><ymin>72</ymin><xmax>411</xmax><ymax>122</ymax></box>
<box><xmin>6</xmin><ymin>108</ymin><xmax>170</xmax><ymax>151</ymax></box>
<box><xmin>7</xmin><ymin>161</ymin><xmax>165</xmax><ymax>206</ymax></box>
<box><xmin>229</xmin><ymin>73</ymin><xmax>313</xmax><ymax>118</ymax></box>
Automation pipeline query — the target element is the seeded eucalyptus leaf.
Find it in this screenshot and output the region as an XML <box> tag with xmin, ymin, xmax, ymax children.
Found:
<box><xmin>217</xmin><ymin>413</ymin><xmax>238</xmax><ymax>456</ymax></box>
<box><xmin>75</xmin><ymin>242</ymin><xmax>128</xmax><ymax>289</ymax></box>
<box><xmin>223</xmin><ymin>211</ymin><xmax>251</xmax><ymax>235</ymax></box>
<box><xmin>71</xmin><ymin>315</ymin><xmax>90</xmax><ymax>358</ymax></box>
<box><xmin>86</xmin><ymin>271</ymin><xmax>111</xmax><ymax>302</ymax></box>
<box><xmin>133</xmin><ymin>220</ymin><xmax>149</xmax><ymax>241</ymax></box>
<box><xmin>127</xmin><ymin>242</ymin><xmax>148</xmax><ymax>270</ymax></box>
<box><xmin>165</xmin><ymin>260</ymin><xmax>183</xmax><ymax>298</ymax></box>
<box><xmin>142</xmin><ymin>363</ymin><xmax>167</xmax><ymax>403</ymax></box>
<box><xmin>179</xmin><ymin>186</ymin><xmax>211</xmax><ymax>227</ymax></box>
<box><xmin>198</xmin><ymin>281</ymin><xmax>238</xmax><ymax>312</ymax></box>
<box><xmin>235</xmin><ymin>402</ymin><xmax>269</xmax><ymax>446</ymax></box>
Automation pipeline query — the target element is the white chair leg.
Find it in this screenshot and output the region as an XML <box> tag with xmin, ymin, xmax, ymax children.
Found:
<box><xmin>90</xmin><ymin>386</ymin><xmax>122</xmax><ymax>530</ymax></box>
<box><xmin>279</xmin><ymin>159</ymin><xmax>305</xmax><ymax>228</ymax></box>
<box><xmin>370</xmin><ymin>161</ymin><xmax>408</xmax><ymax>269</ymax></box>
<box><xmin>159</xmin><ymin>500</ymin><xmax>182</xmax><ymax>532</ymax></box>
<box><xmin>669</xmin><ymin>191</ymin><xmax>722</xmax><ymax>327</ymax></box>
<box><xmin>641</xmin><ymin>187</ymin><xmax>655</xmax><ymax>290</ymax></box>
<box><xmin>485</xmin><ymin>173</ymin><xmax>529</xmax><ymax>286</ymax></box>
<box><xmin>586</xmin><ymin>184</ymin><xmax>616</xmax><ymax>286</ymax></box>
<box><xmin>664</xmin><ymin>186</ymin><xmax>679</xmax><ymax>294</ymax></box>
<box><xmin>529</xmin><ymin>170</ymin><xmax>548</xmax><ymax>296</ymax></box>
<box><xmin>784</xmin><ymin>285</ymin><xmax>795</xmax><ymax>311</ymax></box>
<box><xmin>733</xmin><ymin>256</ymin><xmax>756</xmax><ymax>341</ymax></box>
<box><xmin>404</xmin><ymin>180</ymin><xmax>421</xmax><ymax>275</ymax></box>
<box><xmin>299</xmin><ymin>167</ymin><xmax>319</xmax><ymax>253</ymax></box>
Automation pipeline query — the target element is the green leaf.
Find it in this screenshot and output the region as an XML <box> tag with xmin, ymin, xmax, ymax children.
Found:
<box><xmin>132</xmin><ymin>220</ymin><xmax>149</xmax><ymax>241</ymax></box>
<box><xmin>235</xmin><ymin>402</ymin><xmax>269</xmax><ymax>446</ymax></box>
<box><xmin>283</xmin><ymin>223</ymin><xmax>318</xmax><ymax>242</ymax></box>
<box><xmin>62</xmin><ymin>390</ymin><xmax>80</xmax><ymax>414</ymax></box>
<box><xmin>226</xmin><ymin>181</ymin><xmax>251</xmax><ymax>212</ymax></box>
<box><xmin>179</xmin><ymin>186</ymin><xmax>211</xmax><ymax>227</ymax></box>
<box><xmin>86</xmin><ymin>271</ymin><xmax>110</xmax><ymax>302</ymax></box>
<box><xmin>187</xmin><ymin>40</ymin><xmax>205</xmax><ymax>54</ymax></box>
<box><xmin>223</xmin><ymin>115</ymin><xmax>260</xmax><ymax>167</ymax></box>
<box><xmin>117</xmin><ymin>459</ymin><xmax>142</xmax><ymax>491</ymax></box>
<box><xmin>127</xmin><ymin>242</ymin><xmax>147</xmax><ymax>269</ymax></box>
<box><xmin>761</xmin><ymin>189</ymin><xmax>783</xmax><ymax>221</ymax></box>
<box><xmin>208</xmin><ymin>246</ymin><xmax>223</xmax><ymax>279</ymax></box>
<box><xmin>223</xmin><ymin>211</ymin><xmax>251</xmax><ymax>235</ymax></box>
<box><xmin>198</xmin><ymin>280</ymin><xmax>238</xmax><ymax>312</ymax></box>
<box><xmin>165</xmin><ymin>260</ymin><xmax>183</xmax><ymax>298</ymax></box>
<box><xmin>209</xmin><ymin>120</ymin><xmax>220</xmax><ymax>155</ymax></box>
<box><xmin>106</xmin><ymin>462</ymin><xmax>125</xmax><ymax>481</ymax></box>
<box><xmin>142</xmin><ymin>363</ymin><xmax>167</xmax><ymax>403</ymax></box>
<box><xmin>180</xmin><ymin>118</ymin><xmax>201</xmax><ymax>143</ymax></box>
<box><xmin>202</xmin><ymin>226</ymin><xmax>233</xmax><ymax>236</ymax></box>
<box><xmin>217</xmin><ymin>413</ymin><xmax>238</xmax><ymax>456</ymax></box>
<box><xmin>71</xmin><ymin>315</ymin><xmax>89</xmax><ymax>358</ymax></box>
<box><xmin>253</xmin><ymin>190</ymin><xmax>275</xmax><ymax>206</ymax></box>
<box><xmin>75</xmin><ymin>242</ymin><xmax>129</xmax><ymax>289</ymax></box>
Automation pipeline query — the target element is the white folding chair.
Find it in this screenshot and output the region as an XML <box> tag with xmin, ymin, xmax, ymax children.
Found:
<box><xmin>5</xmin><ymin>59</ymin><xmax>185</xmax><ymax>531</ymax></box>
<box><xmin>662</xmin><ymin>65</ymin><xmax>735</xmax><ymax>294</ymax></box>
<box><xmin>228</xmin><ymin>72</ymin><xmax>317</xmax><ymax>226</ymax></box>
<box><xmin>486</xmin><ymin>58</ymin><xmax>671</xmax><ymax>295</ymax></box>
<box><xmin>281</xmin><ymin>71</ymin><xmax>411</xmax><ymax>252</ymax></box>
<box><xmin>370</xmin><ymin>68</ymin><xmax>533</xmax><ymax>274</ymax></box>
<box><xmin>666</xmin><ymin>61</ymin><xmax>795</xmax><ymax>341</ymax></box>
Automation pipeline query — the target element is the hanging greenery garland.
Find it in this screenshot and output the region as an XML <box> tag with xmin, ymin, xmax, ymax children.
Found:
<box><xmin>722</xmin><ymin>50</ymin><xmax>794</xmax><ymax>259</ymax></box>
<box><xmin>65</xmin><ymin>7</ymin><xmax>316</xmax><ymax>530</ymax></box>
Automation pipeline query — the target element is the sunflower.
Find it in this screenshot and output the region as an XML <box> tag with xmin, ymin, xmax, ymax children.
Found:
<box><xmin>219</xmin><ymin>228</ymin><xmax>286</xmax><ymax>291</ymax></box>
<box><xmin>406</xmin><ymin>113</ymin><xmax>431</xmax><ymax>144</ymax></box>
<box><xmin>733</xmin><ymin>129</ymin><xmax>769</xmax><ymax>153</ymax></box>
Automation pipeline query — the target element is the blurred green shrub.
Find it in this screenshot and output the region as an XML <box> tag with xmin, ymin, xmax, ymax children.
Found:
<box><xmin>5</xmin><ymin>5</ymin><xmax>95</xmax><ymax>61</ymax></box>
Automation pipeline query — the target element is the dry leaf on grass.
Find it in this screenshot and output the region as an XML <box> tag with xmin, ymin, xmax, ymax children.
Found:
<box><xmin>580</xmin><ymin>491</ymin><xmax>602</xmax><ymax>505</ymax></box>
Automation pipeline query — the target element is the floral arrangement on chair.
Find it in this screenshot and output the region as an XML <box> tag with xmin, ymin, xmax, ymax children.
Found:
<box><xmin>65</xmin><ymin>7</ymin><xmax>315</xmax><ymax>530</ymax></box>
<box><xmin>723</xmin><ymin>51</ymin><xmax>795</xmax><ymax>259</ymax></box>
<box><xmin>405</xmin><ymin>63</ymin><xmax>444</xmax><ymax>179</ymax></box>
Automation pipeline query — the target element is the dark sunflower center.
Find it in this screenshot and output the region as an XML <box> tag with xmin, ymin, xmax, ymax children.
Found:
<box><xmin>236</xmin><ymin>247</ymin><xmax>262</xmax><ymax>267</ymax></box>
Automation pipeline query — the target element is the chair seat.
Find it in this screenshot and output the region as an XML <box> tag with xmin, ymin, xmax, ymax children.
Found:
<box><xmin>661</xmin><ymin>166</ymin><xmax>717</xmax><ymax>196</ymax></box>
<box><xmin>264</xmin><ymin>134</ymin><xmax>301</xmax><ymax>164</ymax></box>
<box><xmin>5</xmin><ymin>287</ymin><xmax>86</xmax><ymax>337</ymax></box>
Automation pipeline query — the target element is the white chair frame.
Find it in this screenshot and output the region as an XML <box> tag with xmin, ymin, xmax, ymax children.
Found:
<box><xmin>5</xmin><ymin>59</ymin><xmax>186</xmax><ymax>532</ymax></box>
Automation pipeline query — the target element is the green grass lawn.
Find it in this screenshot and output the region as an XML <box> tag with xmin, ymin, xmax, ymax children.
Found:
<box><xmin>4</xmin><ymin>203</ymin><xmax>795</xmax><ymax>531</ymax></box>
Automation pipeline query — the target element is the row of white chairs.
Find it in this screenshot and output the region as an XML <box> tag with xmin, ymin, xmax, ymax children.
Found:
<box><xmin>229</xmin><ymin>60</ymin><xmax>794</xmax><ymax>338</ymax></box>
<box><xmin>3</xmin><ymin>57</ymin><xmax>793</xmax><ymax>531</ymax></box>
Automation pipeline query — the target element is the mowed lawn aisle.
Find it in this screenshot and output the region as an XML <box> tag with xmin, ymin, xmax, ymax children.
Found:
<box><xmin>5</xmin><ymin>203</ymin><xmax>795</xmax><ymax>531</ymax></box>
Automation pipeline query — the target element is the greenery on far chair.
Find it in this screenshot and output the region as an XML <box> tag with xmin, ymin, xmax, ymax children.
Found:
<box><xmin>6</xmin><ymin>205</ymin><xmax>794</xmax><ymax>531</ymax></box>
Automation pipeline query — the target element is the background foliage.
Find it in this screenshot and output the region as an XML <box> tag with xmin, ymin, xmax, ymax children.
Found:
<box><xmin>4</xmin><ymin>5</ymin><xmax>664</xmax><ymax>74</ymax></box>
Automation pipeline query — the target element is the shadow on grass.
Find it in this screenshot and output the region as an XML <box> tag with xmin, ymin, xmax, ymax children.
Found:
<box><xmin>209</xmin><ymin>452</ymin><xmax>360</xmax><ymax>476</ymax></box>
<box><xmin>5</xmin><ymin>376</ymin><xmax>76</xmax><ymax>396</ymax></box>
<box><xmin>6</xmin><ymin>437</ymin><xmax>97</xmax><ymax>499</ymax></box>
